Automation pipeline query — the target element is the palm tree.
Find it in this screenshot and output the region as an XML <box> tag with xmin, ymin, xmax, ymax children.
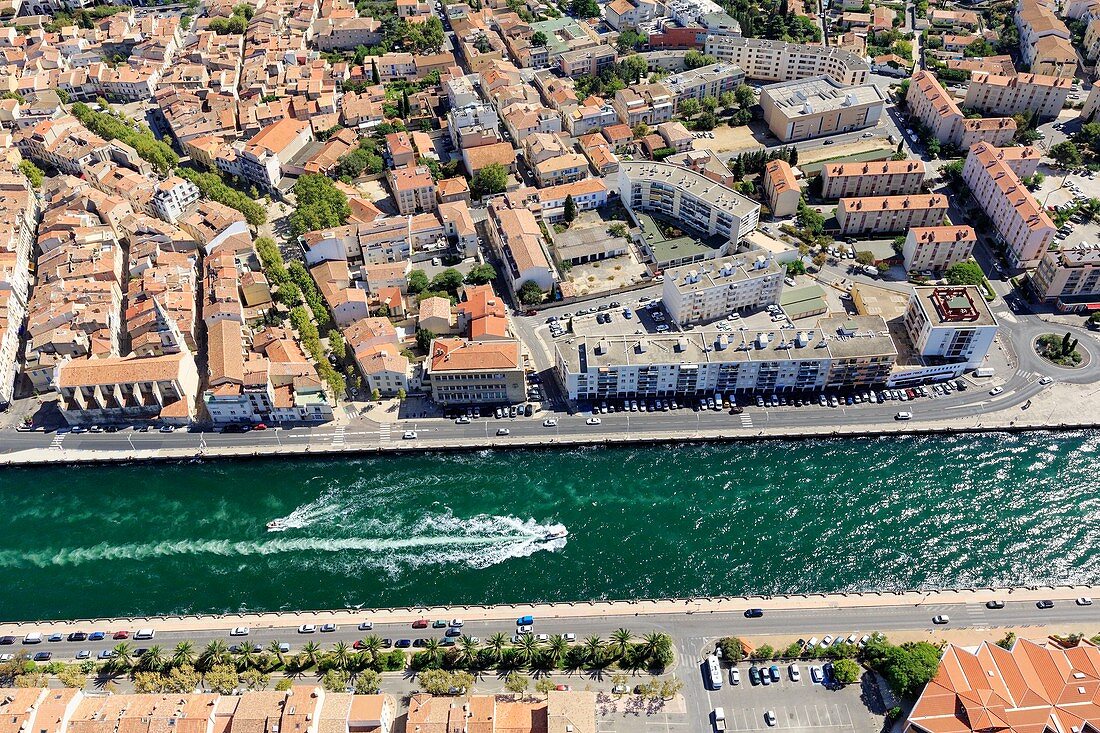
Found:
<box><xmin>517</xmin><ymin>634</ymin><xmax>542</xmax><ymax>667</ymax></box>
<box><xmin>487</xmin><ymin>633</ymin><xmax>509</xmax><ymax>662</ymax></box>
<box><xmin>198</xmin><ymin>639</ymin><xmax>230</xmax><ymax>671</ymax></box>
<box><xmin>110</xmin><ymin>642</ymin><xmax>133</xmax><ymax>672</ymax></box>
<box><xmin>140</xmin><ymin>645</ymin><xmax>165</xmax><ymax>672</ymax></box>
<box><xmin>582</xmin><ymin>635</ymin><xmax>605</xmax><ymax>664</ymax></box>
<box><xmin>546</xmin><ymin>634</ymin><xmax>569</xmax><ymax>666</ymax></box>
<box><xmin>610</xmin><ymin>629</ymin><xmax>633</xmax><ymax>659</ymax></box>
<box><xmin>300</xmin><ymin>642</ymin><xmax>322</xmax><ymax>668</ymax></box>
<box><xmin>422</xmin><ymin>638</ymin><xmax>442</xmax><ymax>663</ymax></box>
<box><xmin>171</xmin><ymin>641</ymin><xmax>194</xmax><ymax>669</ymax></box>
<box><xmin>458</xmin><ymin>636</ymin><xmax>479</xmax><ymax>666</ymax></box>
<box><xmin>235</xmin><ymin>643</ymin><xmax>257</xmax><ymax>671</ymax></box>
<box><xmin>361</xmin><ymin>635</ymin><xmax>383</xmax><ymax>661</ymax></box>
<box><xmin>330</xmin><ymin>641</ymin><xmax>352</xmax><ymax>670</ymax></box>
<box><xmin>639</xmin><ymin>632</ymin><xmax>663</xmax><ymax>658</ymax></box>
<box><xmin>267</xmin><ymin>641</ymin><xmax>286</xmax><ymax>667</ymax></box>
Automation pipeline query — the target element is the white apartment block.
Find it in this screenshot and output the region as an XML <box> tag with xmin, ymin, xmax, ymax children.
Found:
<box><xmin>903</xmin><ymin>286</ymin><xmax>999</xmax><ymax>370</ymax></box>
<box><xmin>662</xmin><ymin>252</ymin><xmax>784</xmax><ymax>326</ymax></box>
<box><xmin>152</xmin><ymin>177</ymin><xmax>201</xmax><ymax>223</ymax></box>
<box><xmin>962</xmin><ymin>142</ymin><xmax>1055</xmax><ymax>267</ymax></box>
<box><xmin>820</xmin><ymin>160</ymin><xmax>925</xmax><ymax>199</ymax></box>
<box><xmin>619</xmin><ymin>161</ymin><xmax>760</xmax><ymax>244</ymax></box>
<box><xmin>963</xmin><ymin>72</ymin><xmax>1071</xmax><ymax>120</ymax></box>
<box><xmin>1030</xmin><ymin>244</ymin><xmax>1100</xmax><ymax>310</ymax></box>
<box><xmin>760</xmin><ymin>76</ymin><xmax>884</xmax><ymax>142</ymax></box>
<box><xmin>836</xmin><ymin>194</ymin><xmax>949</xmax><ymax>234</ymax></box>
<box><xmin>902</xmin><ymin>226</ymin><xmax>977</xmax><ymax>273</ymax></box>
<box><xmin>555</xmin><ymin>315</ymin><xmax>897</xmax><ymax>400</ymax></box>
<box><xmin>661</xmin><ymin>63</ymin><xmax>746</xmax><ymax>109</ymax></box>
<box><xmin>235</xmin><ymin>118</ymin><xmax>313</xmax><ymax>191</ymax></box>
<box><xmin>703</xmin><ymin>36</ymin><xmax>869</xmax><ymax>86</ymax></box>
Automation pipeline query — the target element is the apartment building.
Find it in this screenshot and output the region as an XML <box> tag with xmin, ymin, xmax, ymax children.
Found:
<box><xmin>902</xmin><ymin>226</ymin><xmax>977</xmax><ymax>273</ymax></box>
<box><xmin>906</xmin><ymin>70</ymin><xmax>1016</xmax><ymax>148</ymax></box>
<box><xmin>604</xmin><ymin>0</ymin><xmax>658</xmax><ymax>28</ymax></box>
<box><xmin>703</xmin><ymin>36</ymin><xmax>869</xmax><ymax>86</ymax></box>
<box><xmin>300</xmin><ymin>219</ymin><xmax>414</xmax><ymax>266</ymax></box>
<box><xmin>613</xmin><ymin>84</ymin><xmax>674</xmax><ymax>126</ymax></box>
<box><xmin>556</xmin><ymin>44</ymin><xmax>618</xmax><ymax>78</ymax></box>
<box><xmin>962</xmin><ymin>142</ymin><xmax>1055</xmax><ymax>266</ymax></box>
<box><xmin>1017</xmin><ymin>0</ymin><xmax>1072</xmax><ymax>67</ymax></box>
<box><xmin>836</xmin><ymin>194</ymin><xmax>949</xmax><ymax>234</ymax></box>
<box><xmin>619</xmin><ymin>160</ymin><xmax>760</xmax><ymax>244</ymax></box>
<box><xmin>15</xmin><ymin>116</ymin><xmax>110</xmax><ymax>174</ymax></box>
<box><xmin>235</xmin><ymin>117</ymin><xmax>313</xmax><ymax>191</ymax></box>
<box><xmin>904</xmin><ymin>286</ymin><xmax>998</xmax><ymax>370</ymax></box>
<box><xmin>486</xmin><ymin>201</ymin><xmax>555</xmax><ymax>295</ymax></box>
<box><xmin>555</xmin><ymin>315</ymin><xmax>897</xmax><ymax>400</ymax></box>
<box><xmin>56</xmin><ymin>351</ymin><xmax>199</xmax><ymax>426</ymax></box>
<box><xmin>0</xmin><ymin>172</ymin><xmax>39</xmax><ymax>407</ymax></box>
<box><xmin>1030</xmin><ymin>244</ymin><xmax>1100</xmax><ymax>310</ymax></box>
<box><xmin>533</xmin><ymin>153</ymin><xmax>589</xmax><ymax>187</ymax></box>
<box><xmin>313</xmin><ymin>16</ymin><xmax>383</xmax><ymax>50</ymax></box>
<box><xmin>763</xmin><ymin>158</ymin><xmax>800</xmax><ymax>217</ymax></box>
<box><xmin>760</xmin><ymin>76</ymin><xmax>885</xmax><ymax>142</ymax></box>
<box><xmin>388</xmin><ymin>165</ymin><xmax>437</xmax><ymax>215</ymax></box>
<box><xmin>820</xmin><ymin>160</ymin><xmax>925</xmax><ymax>199</ymax></box>
<box><xmin>151</xmin><ymin>176</ymin><xmax>201</xmax><ymax>223</ymax></box>
<box><xmin>425</xmin><ymin>337</ymin><xmax>526</xmax><ymax>405</ymax></box>
<box><xmin>565</xmin><ymin>96</ymin><xmax>620</xmax><ymax>135</ymax></box>
<box><xmin>661</xmin><ymin>63</ymin><xmax>746</xmax><ymax>109</ymax></box>
<box><xmin>662</xmin><ymin>251</ymin><xmax>784</xmax><ymax>326</ymax></box>
<box><xmin>963</xmin><ymin>71</ymin><xmax>1071</xmax><ymax>120</ymax></box>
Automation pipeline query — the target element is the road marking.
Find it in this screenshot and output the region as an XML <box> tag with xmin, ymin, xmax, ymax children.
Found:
<box><xmin>50</xmin><ymin>434</ymin><xmax>65</xmax><ymax>450</ymax></box>
<box><xmin>332</xmin><ymin>426</ymin><xmax>346</xmax><ymax>447</ymax></box>
<box><xmin>740</xmin><ymin>414</ymin><xmax>753</xmax><ymax>428</ymax></box>
<box><xmin>379</xmin><ymin>424</ymin><xmax>391</xmax><ymax>443</ymax></box>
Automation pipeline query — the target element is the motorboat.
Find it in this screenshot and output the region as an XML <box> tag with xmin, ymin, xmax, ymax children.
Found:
<box><xmin>542</xmin><ymin>528</ymin><xmax>568</xmax><ymax>541</ymax></box>
<box><xmin>266</xmin><ymin>519</ymin><xmax>288</xmax><ymax>531</ymax></box>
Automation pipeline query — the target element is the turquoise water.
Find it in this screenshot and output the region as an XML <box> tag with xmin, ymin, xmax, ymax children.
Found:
<box><xmin>0</xmin><ymin>431</ymin><xmax>1097</xmax><ymax>620</ymax></box>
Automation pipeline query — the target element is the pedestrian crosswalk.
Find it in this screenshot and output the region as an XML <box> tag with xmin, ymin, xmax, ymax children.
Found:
<box><xmin>1017</xmin><ymin>369</ymin><xmax>1037</xmax><ymax>380</ymax></box>
<box><xmin>379</xmin><ymin>424</ymin><xmax>392</xmax><ymax>443</ymax></box>
<box><xmin>739</xmin><ymin>413</ymin><xmax>753</xmax><ymax>429</ymax></box>
<box><xmin>50</xmin><ymin>433</ymin><xmax>65</xmax><ymax>450</ymax></box>
<box><xmin>331</xmin><ymin>426</ymin><xmax>346</xmax><ymax>447</ymax></box>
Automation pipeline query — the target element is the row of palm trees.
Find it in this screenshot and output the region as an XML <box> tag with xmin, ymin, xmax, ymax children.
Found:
<box><xmin>98</xmin><ymin>630</ymin><xmax>672</xmax><ymax>678</ymax></box>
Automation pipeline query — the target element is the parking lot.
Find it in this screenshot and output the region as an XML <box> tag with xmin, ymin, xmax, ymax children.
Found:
<box><xmin>705</xmin><ymin>665</ymin><xmax>885</xmax><ymax>733</ymax></box>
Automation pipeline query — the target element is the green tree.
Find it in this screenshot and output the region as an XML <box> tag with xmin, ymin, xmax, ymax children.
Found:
<box><xmin>203</xmin><ymin>664</ymin><xmax>239</xmax><ymax>694</ymax></box>
<box><xmin>429</xmin><ymin>267</ymin><xmax>465</xmax><ymax>294</ymax></box>
<box><xmin>321</xmin><ymin>669</ymin><xmax>349</xmax><ymax>692</ymax></box>
<box><xmin>371</xmin><ymin>58</ymin><xmax>380</xmax><ymax>84</ymax></box>
<box><xmin>355</xmin><ymin>669</ymin><xmax>381</xmax><ymax>693</ymax></box>
<box><xmin>563</xmin><ymin>193</ymin><xmax>578</xmax><ymax>222</ymax></box>
<box><xmin>240</xmin><ymin>669</ymin><xmax>271</xmax><ymax>690</ymax></box>
<box><xmin>684</xmin><ymin>50</ymin><xmax>716</xmax><ymax>69</ymax></box>
<box><xmin>171</xmin><ymin>641</ymin><xmax>195</xmax><ymax>669</ymax></box>
<box><xmin>796</xmin><ymin>201</ymin><xmax>825</xmax><ymax>236</ymax></box>
<box><xmin>945</xmin><ymin>260</ymin><xmax>985</xmax><ymax>286</ymax></box>
<box><xmin>504</xmin><ymin>671</ymin><xmax>530</xmax><ymax>696</ymax></box>
<box><xmin>464</xmin><ymin>263</ymin><xmax>497</xmax><ymax>284</ymax></box>
<box><xmin>56</xmin><ymin>665</ymin><xmax>87</xmax><ymax>689</ymax></box>
<box><xmin>517</xmin><ymin>280</ymin><xmax>544</xmax><ymax>305</ymax></box>
<box><xmin>407</xmin><ymin>269</ymin><xmax>430</xmax><ymax>294</ymax></box>
<box><xmin>531</xmin><ymin>30</ymin><xmax>548</xmax><ymax>46</ymax></box>
<box><xmin>608</xmin><ymin>222</ymin><xmax>628</xmax><ymax>237</ymax></box>
<box><xmin>832</xmin><ymin>658</ymin><xmax>861</xmax><ymax>684</ymax></box>
<box><xmin>995</xmin><ymin>632</ymin><xmax>1016</xmax><ymax>650</ymax></box>
<box><xmin>568</xmin><ymin>0</ymin><xmax>599</xmax><ymax>17</ymax></box>
<box><xmin>717</xmin><ymin>637</ymin><xmax>745</xmax><ymax>662</ymax></box>
<box><xmin>610</xmin><ymin>629</ymin><xmax>633</xmax><ymax>658</ymax></box>
<box><xmin>734</xmin><ymin>84</ymin><xmax>755</xmax><ymax>108</ymax></box>
<box><xmin>17</xmin><ymin>160</ymin><xmax>43</xmax><ymax>188</ymax></box>
<box><xmin>679</xmin><ymin>98</ymin><xmax>701</xmax><ymax>118</ymax></box>
<box><xmin>1050</xmin><ymin>140</ymin><xmax>1082</xmax><ymax>168</ymax></box>
<box><xmin>470</xmin><ymin>163</ymin><xmax>509</xmax><ymax>198</ymax></box>
<box><xmin>535</xmin><ymin>677</ymin><xmax>556</xmax><ymax>697</ymax></box>
<box><xmin>289</xmin><ymin>174</ymin><xmax>351</xmax><ymax>239</ymax></box>
<box><xmin>139</xmin><ymin>646</ymin><xmax>166</xmax><ymax>673</ymax></box>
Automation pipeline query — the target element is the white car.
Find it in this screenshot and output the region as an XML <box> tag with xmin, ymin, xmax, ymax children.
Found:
<box><xmin>535</xmin><ymin>634</ymin><xmax>550</xmax><ymax>642</ymax></box>
<box><xmin>989</xmin><ymin>386</ymin><xmax>1004</xmax><ymax>396</ymax></box>
<box><xmin>563</xmin><ymin>633</ymin><xmax>576</xmax><ymax>642</ymax></box>
<box><xmin>358</xmin><ymin>621</ymin><xmax>374</xmax><ymax>630</ymax></box>
<box><xmin>933</xmin><ymin>615</ymin><xmax>950</xmax><ymax>624</ymax></box>
<box><xmin>789</xmin><ymin>664</ymin><xmax>801</xmax><ymax>682</ymax></box>
<box><xmin>403</xmin><ymin>430</ymin><xmax>418</xmax><ymax>440</ymax></box>
<box><xmin>543</xmin><ymin>418</ymin><xmax>558</xmax><ymax>427</ymax></box>
<box><xmin>450</xmin><ymin>618</ymin><xmax>464</xmax><ymax>627</ymax></box>
<box><xmin>1076</xmin><ymin>597</ymin><xmax>1094</xmax><ymax>606</ymax></box>
<box><xmin>730</xmin><ymin>668</ymin><xmax>741</xmax><ymax>684</ymax></box>
<box><xmin>1038</xmin><ymin>376</ymin><xmax>1054</xmax><ymax>385</ymax></box>
<box><xmin>765</xmin><ymin>711</ymin><xmax>777</xmax><ymax>727</ymax></box>
<box><xmin>517</xmin><ymin>624</ymin><xmax>532</xmax><ymax>633</ymax></box>
<box><xmin>230</xmin><ymin>627</ymin><xmax>249</xmax><ymax>636</ymax></box>
<box><xmin>586</xmin><ymin>417</ymin><xmax>601</xmax><ymax>426</ymax></box>
<box><xmin>298</xmin><ymin>625</ymin><xmax>316</xmax><ymax>633</ymax></box>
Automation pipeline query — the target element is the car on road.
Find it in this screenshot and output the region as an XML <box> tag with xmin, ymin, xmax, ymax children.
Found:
<box><xmin>496</xmin><ymin>428</ymin><xmax>510</xmax><ymax>436</ymax></box>
<box><xmin>543</xmin><ymin>418</ymin><xmax>557</xmax><ymax>427</ymax></box>
<box><xmin>278</xmin><ymin>642</ymin><xmax>291</xmax><ymax>653</ymax></box>
<box><xmin>895</xmin><ymin>411</ymin><xmax>912</xmax><ymax>420</ymax></box>
<box><xmin>75</xmin><ymin>650</ymin><xmax>90</xmax><ymax>660</ymax></box>
<box><xmin>395</xmin><ymin>639</ymin><xmax>412</xmax><ymax>648</ymax></box>
<box><xmin>455</xmin><ymin>416</ymin><xmax>471</xmax><ymax>424</ymax></box>
<box><xmin>1077</xmin><ymin>597</ymin><xmax>1094</xmax><ymax>606</ymax></box>
<box><xmin>586</xmin><ymin>417</ymin><xmax>601</xmax><ymax>425</ymax></box>
<box><xmin>517</xmin><ymin>615</ymin><xmax>534</xmax><ymax>625</ymax></box>
<box><xmin>535</xmin><ymin>634</ymin><xmax>550</xmax><ymax>642</ymax></box>
<box><xmin>612</xmin><ymin>684</ymin><xmax>629</xmax><ymax>694</ymax></box>
<box><xmin>320</xmin><ymin>623</ymin><xmax>336</xmax><ymax>632</ymax></box>
<box><xmin>47</xmin><ymin>633</ymin><xmax>62</xmax><ymax>642</ymax></box>
<box><xmin>230</xmin><ymin>627</ymin><xmax>249</xmax><ymax>636</ymax></box>
<box><xmin>113</xmin><ymin>631</ymin><xmax>129</xmax><ymax>640</ymax></box>
<box><xmin>932</xmin><ymin>615</ymin><xmax>950</xmax><ymax>624</ymax></box>
<box><xmin>98</xmin><ymin>650</ymin><xmax>115</xmax><ymax>660</ymax></box>
<box><xmin>744</xmin><ymin>608</ymin><xmax>763</xmax><ymax>618</ymax></box>
<box><xmin>989</xmin><ymin>386</ymin><xmax>1004</xmax><ymax>396</ymax></box>
<box><xmin>358</xmin><ymin>621</ymin><xmax>373</xmax><ymax>631</ymax></box>
<box><xmin>986</xmin><ymin>600</ymin><xmax>1005</xmax><ymax>609</ymax></box>
<box><xmin>32</xmin><ymin>652</ymin><xmax>51</xmax><ymax>662</ymax></box>
<box><xmin>789</xmin><ymin>664</ymin><xmax>801</xmax><ymax>681</ymax></box>
<box><xmin>433</xmin><ymin>620</ymin><xmax>448</xmax><ymax>628</ymax></box>
<box><xmin>67</xmin><ymin>632</ymin><xmax>87</xmax><ymax>642</ymax></box>
<box><xmin>450</xmin><ymin>618</ymin><xmax>463</xmax><ymax>627</ymax></box>
<box><xmin>89</xmin><ymin>632</ymin><xmax>105</xmax><ymax>641</ymax></box>
<box><xmin>1039</xmin><ymin>376</ymin><xmax>1054</xmax><ymax>385</ymax></box>
<box><xmin>749</xmin><ymin>666</ymin><xmax>762</xmax><ymax>685</ymax></box>
<box><xmin>563</xmin><ymin>633</ymin><xmax>576</xmax><ymax>642</ymax></box>
<box><xmin>403</xmin><ymin>431</ymin><xmax>417</xmax><ymax>440</ymax></box>
<box><xmin>445</xmin><ymin>627</ymin><xmax>462</xmax><ymax>637</ymax></box>
<box><xmin>1037</xmin><ymin>600</ymin><xmax>1055</xmax><ymax>609</ymax></box>
<box><xmin>764</xmin><ymin>711</ymin><xmax>777</xmax><ymax>727</ymax></box>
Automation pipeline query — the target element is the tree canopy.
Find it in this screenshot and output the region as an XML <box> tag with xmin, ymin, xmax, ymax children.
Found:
<box><xmin>289</xmin><ymin>174</ymin><xmax>350</xmax><ymax>239</ymax></box>
<box><xmin>470</xmin><ymin>163</ymin><xmax>509</xmax><ymax>199</ymax></box>
<box><xmin>945</xmin><ymin>261</ymin><xmax>985</xmax><ymax>287</ymax></box>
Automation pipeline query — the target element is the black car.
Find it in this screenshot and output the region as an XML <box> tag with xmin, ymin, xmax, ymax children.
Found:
<box><xmin>105</xmin><ymin>426</ymin><xmax>119</xmax><ymax>433</ymax></box>
<box><xmin>744</xmin><ymin>608</ymin><xmax>764</xmax><ymax>618</ymax></box>
<box><xmin>381</xmin><ymin>638</ymin><xmax>393</xmax><ymax>648</ymax></box>
<box><xmin>67</xmin><ymin>632</ymin><xmax>88</xmax><ymax>642</ymax></box>
<box><xmin>1036</xmin><ymin>600</ymin><xmax>1055</xmax><ymax>609</ymax></box>
<box><xmin>822</xmin><ymin>662</ymin><xmax>836</xmax><ymax>685</ymax></box>
<box><xmin>0</xmin><ymin>636</ymin><xmax>14</xmax><ymax>645</ymax></box>
<box><xmin>33</xmin><ymin>652</ymin><xmax>51</xmax><ymax>662</ymax></box>
<box><xmin>985</xmin><ymin>600</ymin><xmax>1005</xmax><ymax>610</ymax></box>
<box><xmin>748</xmin><ymin>666</ymin><xmax>762</xmax><ymax>685</ymax></box>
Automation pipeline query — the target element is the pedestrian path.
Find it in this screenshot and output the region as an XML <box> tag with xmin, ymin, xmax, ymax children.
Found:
<box><xmin>739</xmin><ymin>413</ymin><xmax>753</xmax><ymax>429</ymax></box>
<box><xmin>50</xmin><ymin>434</ymin><xmax>65</xmax><ymax>450</ymax></box>
<box><xmin>331</xmin><ymin>426</ymin><xmax>346</xmax><ymax>447</ymax></box>
<box><xmin>379</xmin><ymin>424</ymin><xmax>391</xmax><ymax>443</ymax></box>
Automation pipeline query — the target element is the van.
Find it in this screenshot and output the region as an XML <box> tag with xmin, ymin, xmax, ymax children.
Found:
<box><xmin>23</xmin><ymin>633</ymin><xmax>42</xmax><ymax>644</ymax></box>
<box><xmin>973</xmin><ymin>367</ymin><xmax>995</xmax><ymax>378</ymax></box>
<box><xmin>134</xmin><ymin>629</ymin><xmax>155</xmax><ymax>640</ymax></box>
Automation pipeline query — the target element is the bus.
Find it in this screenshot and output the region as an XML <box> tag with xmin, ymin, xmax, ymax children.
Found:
<box><xmin>706</xmin><ymin>654</ymin><xmax>723</xmax><ymax>690</ymax></box>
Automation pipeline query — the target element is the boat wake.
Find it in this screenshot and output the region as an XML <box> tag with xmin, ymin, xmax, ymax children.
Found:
<box><xmin>0</xmin><ymin>513</ymin><xmax>567</xmax><ymax>572</ymax></box>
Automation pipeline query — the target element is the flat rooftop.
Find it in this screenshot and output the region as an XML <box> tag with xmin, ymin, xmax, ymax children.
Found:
<box><xmin>762</xmin><ymin>75</ymin><xmax>886</xmax><ymax>118</ymax></box>
<box><xmin>664</xmin><ymin>251</ymin><xmax>781</xmax><ymax>292</ymax></box>
<box><xmin>620</xmin><ymin>160</ymin><xmax>760</xmax><ymax>218</ymax></box>
<box><xmin>635</xmin><ymin>211</ymin><xmax>722</xmax><ymax>263</ymax></box>
<box><xmin>911</xmin><ymin>285</ymin><xmax>998</xmax><ymax>327</ymax></box>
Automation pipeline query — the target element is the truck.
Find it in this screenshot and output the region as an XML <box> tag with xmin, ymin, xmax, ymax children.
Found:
<box><xmin>713</xmin><ymin>708</ymin><xmax>727</xmax><ymax>732</ymax></box>
<box><xmin>973</xmin><ymin>367</ymin><xmax>995</xmax><ymax>378</ymax></box>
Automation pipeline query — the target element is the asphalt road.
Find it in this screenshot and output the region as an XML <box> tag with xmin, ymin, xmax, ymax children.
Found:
<box><xmin>7</xmin><ymin>599</ymin><xmax>1098</xmax><ymax>663</ymax></box>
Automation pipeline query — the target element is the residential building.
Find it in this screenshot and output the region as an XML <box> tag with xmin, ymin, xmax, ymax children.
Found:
<box><xmin>1030</xmin><ymin>244</ymin><xmax>1100</xmax><ymax>310</ymax></box>
<box><xmin>235</xmin><ymin>118</ymin><xmax>314</xmax><ymax>191</ymax></box>
<box><xmin>486</xmin><ymin>201</ymin><xmax>555</xmax><ymax>295</ymax></box>
<box><xmin>963</xmin><ymin>71</ymin><xmax>1071</xmax><ymax>120</ymax></box>
<box><xmin>1031</xmin><ymin>35</ymin><xmax>1077</xmax><ymax>77</ymax></box>
<box><xmin>555</xmin><ymin>315</ymin><xmax>897</xmax><ymax>400</ymax></box>
<box><xmin>661</xmin><ymin>63</ymin><xmax>746</xmax><ymax>108</ymax></box>
<box><xmin>314</xmin><ymin>16</ymin><xmax>383</xmax><ymax>50</ymax></box>
<box><xmin>904</xmin><ymin>286</ymin><xmax>998</xmax><ymax>370</ymax></box>
<box><xmin>56</xmin><ymin>352</ymin><xmax>199</xmax><ymax>426</ymax></box>
<box><xmin>604</xmin><ymin>0</ymin><xmax>658</xmax><ymax>29</ymax></box>
<box><xmin>905</xmin><ymin>638</ymin><xmax>1100</xmax><ymax>733</ymax></box>
<box><xmin>556</xmin><ymin>44</ymin><xmax>618</xmax><ymax>78</ymax></box>
<box><xmin>533</xmin><ymin>153</ymin><xmax>589</xmax><ymax>187</ymax></box>
<box><xmin>389</xmin><ymin>165</ymin><xmax>437</xmax><ymax>215</ymax></box>
<box><xmin>962</xmin><ymin>142</ymin><xmax>1054</xmax><ymax>266</ymax></box>
<box><xmin>902</xmin><ymin>226</ymin><xmax>977</xmax><ymax>273</ymax></box>
<box><xmin>419</xmin><ymin>295</ymin><xmax>456</xmax><ymax>334</ymax></box>
<box><xmin>759</xmin><ymin>76</ymin><xmax>885</xmax><ymax>142</ymax></box>
<box><xmin>613</xmin><ymin>84</ymin><xmax>674</xmax><ymax>127</ymax></box>
<box><xmin>1017</xmin><ymin>0</ymin><xmax>1072</xmax><ymax>68</ymax></box>
<box><xmin>703</xmin><ymin>36</ymin><xmax>869</xmax><ymax>86</ymax></box>
<box><xmin>763</xmin><ymin>159</ymin><xmax>800</xmax><ymax>217</ymax></box>
<box><xmin>820</xmin><ymin>160</ymin><xmax>925</xmax><ymax>199</ymax></box>
<box><xmin>619</xmin><ymin>160</ymin><xmax>760</xmax><ymax>244</ymax></box>
<box><xmin>566</xmin><ymin>96</ymin><xmax>620</xmax><ymax>135</ymax></box>
<box><xmin>15</xmin><ymin>116</ymin><xmax>110</xmax><ymax>174</ymax></box>
<box><xmin>425</xmin><ymin>337</ymin><xmax>526</xmax><ymax>404</ymax></box>
<box><xmin>906</xmin><ymin>70</ymin><xmax>1016</xmax><ymax>149</ymax></box>
<box><xmin>151</xmin><ymin>176</ymin><xmax>201</xmax><ymax>223</ymax></box>
<box><xmin>835</xmin><ymin>194</ymin><xmax>949</xmax><ymax>234</ymax></box>
<box><xmin>662</xmin><ymin>251</ymin><xmax>784</xmax><ymax>325</ymax></box>
<box><xmin>300</xmin><ymin>220</ymin><xmax>413</xmax><ymax>266</ymax></box>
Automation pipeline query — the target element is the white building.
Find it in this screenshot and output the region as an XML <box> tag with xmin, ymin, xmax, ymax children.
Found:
<box><xmin>662</xmin><ymin>251</ymin><xmax>784</xmax><ymax>326</ymax></box>
<box><xmin>1030</xmin><ymin>244</ymin><xmax>1100</xmax><ymax>311</ymax></box>
<box><xmin>903</xmin><ymin>286</ymin><xmax>999</xmax><ymax>370</ymax></box>
<box><xmin>902</xmin><ymin>226</ymin><xmax>976</xmax><ymax>273</ymax></box>
<box><xmin>152</xmin><ymin>176</ymin><xmax>201</xmax><ymax>223</ymax></box>
<box><xmin>703</xmin><ymin>36</ymin><xmax>869</xmax><ymax>86</ymax></box>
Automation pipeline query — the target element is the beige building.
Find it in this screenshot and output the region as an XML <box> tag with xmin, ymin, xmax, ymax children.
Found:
<box><xmin>906</xmin><ymin>70</ymin><xmax>1016</xmax><ymax>148</ymax></box>
<box><xmin>760</xmin><ymin>76</ymin><xmax>885</xmax><ymax>142</ymax></box>
<box><xmin>661</xmin><ymin>63</ymin><xmax>746</xmax><ymax>109</ymax></box>
<box><xmin>703</xmin><ymin>36</ymin><xmax>869</xmax><ymax>86</ymax></box>
<box><xmin>962</xmin><ymin>142</ymin><xmax>1054</xmax><ymax>267</ymax></box>
<box><xmin>820</xmin><ymin>159</ymin><xmax>925</xmax><ymax>199</ymax></box>
<box><xmin>836</xmin><ymin>194</ymin><xmax>949</xmax><ymax>234</ymax></box>
<box><xmin>904</xmin><ymin>286</ymin><xmax>999</xmax><ymax>370</ymax></box>
<box><xmin>425</xmin><ymin>337</ymin><xmax>526</xmax><ymax>405</ymax></box>
<box><xmin>963</xmin><ymin>71</ymin><xmax>1071</xmax><ymax>120</ymax></box>
<box><xmin>389</xmin><ymin>165</ymin><xmax>437</xmax><ymax>215</ymax></box>
<box><xmin>1030</xmin><ymin>244</ymin><xmax>1100</xmax><ymax>310</ymax></box>
<box><xmin>902</xmin><ymin>225</ymin><xmax>977</xmax><ymax>273</ymax></box>
<box><xmin>763</xmin><ymin>159</ymin><xmax>800</xmax><ymax>217</ymax></box>
<box><xmin>612</xmin><ymin>84</ymin><xmax>674</xmax><ymax>127</ymax></box>
<box><xmin>56</xmin><ymin>351</ymin><xmax>199</xmax><ymax>426</ymax></box>
<box><xmin>662</xmin><ymin>251</ymin><xmax>785</xmax><ymax>326</ymax></box>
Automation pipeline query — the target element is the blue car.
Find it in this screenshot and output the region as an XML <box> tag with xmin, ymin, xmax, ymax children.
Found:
<box><xmin>395</xmin><ymin>639</ymin><xmax>412</xmax><ymax>648</ymax></box>
<box><xmin>88</xmin><ymin>632</ymin><xmax>106</xmax><ymax>641</ymax></box>
<box><xmin>516</xmin><ymin>615</ymin><xmax>534</xmax><ymax>626</ymax></box>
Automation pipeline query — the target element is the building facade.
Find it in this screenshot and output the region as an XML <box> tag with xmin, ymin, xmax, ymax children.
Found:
<box><xmin>661</xmin><ymin>251</ymin><xmax>784</xmax><ymax>326</ymax></box>
<box><xmin>903</xmin><ymin>286</ymin><xmax>999</xmax><ymax>370</ymax></box>
<box><xmin>703</xmin><ymin>36</ymin><xmax>869</xmax><ymax>85</ymax></box>
<box><xmin>902</xmin><ymin>225</ymin><xmax>976</xmax><ymax>273</ymax></box>
<box><xmin>760</xmin><ymin>76</ymin><xmax>885</xmax><ymax>142</ymax></box>
<box><xmin>425</xmin><ymin>337</ymin><xmax>526</xmax><ymax>405</ymax></box>
<box><xmin>820</xmin><ymin>160</ymin><xmax>925</xmax><ymax>199</ymax></box>
<box><xmin>1030</xmin><ymin>244</ymin><xmax>1100</xmax><ymax>310</ymax></box>
<box><xmin>836</xmin><ymin>194</ymin><xmax>949</xmax><ymax>234</ymax></box>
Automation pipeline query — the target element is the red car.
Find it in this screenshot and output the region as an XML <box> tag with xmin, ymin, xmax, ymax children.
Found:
<box><xmin>412</xmin><ymin>619</ymin><xmax>429</xmax><ymax>629</ymax></box>
<box><xmin>353</xmin><ymin>640</ymin><xmax>366</xmax><ymax>649</ymax></box>
<box><xmin>254</xmin><ymin>423</ymin><xmax>267</xmax><ymax>431</ymax></box>
<box><xmin>113</xmin><ymin>631</ymin><xmax>129</xmax><ymax>639</ymax></box>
